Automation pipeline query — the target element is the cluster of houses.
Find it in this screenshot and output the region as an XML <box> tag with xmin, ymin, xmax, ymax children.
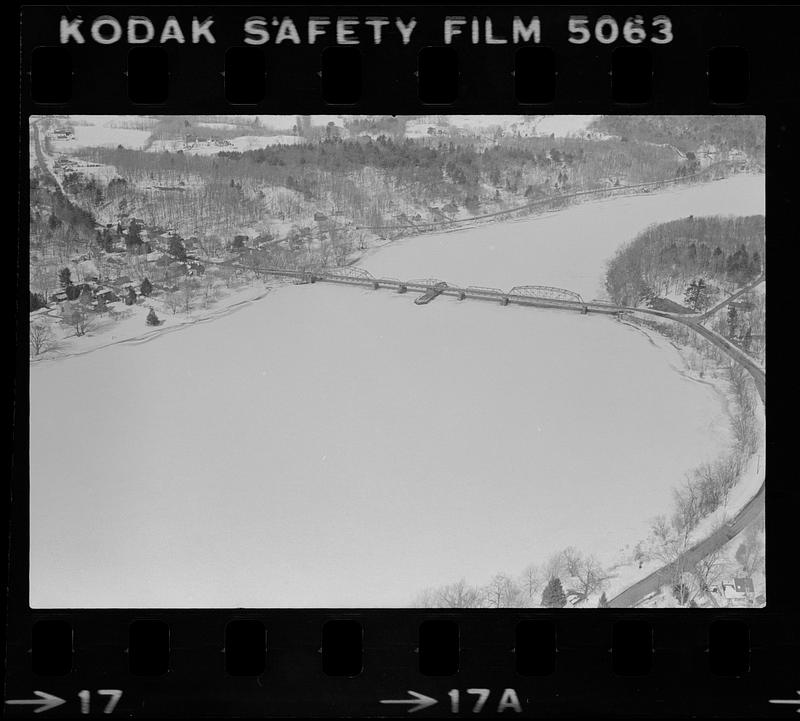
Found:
<box><xmin>51</xmin><ymin>127</ymin><xmax>74</xmax><ymax>140</ymax></box>
<box><xmin>41</xmin><ymin>275</ymin><xmax>142</xmax><ymax>310</ymax></box>
<box><xmin>48</xmin><ymin>274</ymin><xmax>144</xmax><ymax>308</ymax></box>
<box><xmin>183</xmin><ymin>134</ymin><xmax>234</xmax><ymax>149</ymax></box>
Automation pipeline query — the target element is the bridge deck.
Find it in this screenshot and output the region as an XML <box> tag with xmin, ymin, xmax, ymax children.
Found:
<box><xmin>263</xmin><ymin>268</ymin><xmax>623</xmax><ymax>315</ymax></box>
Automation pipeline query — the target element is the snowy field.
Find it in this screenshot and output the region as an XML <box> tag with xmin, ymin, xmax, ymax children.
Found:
<box><xmin>50</xmin><ymin>116</ymin><xmax>153</xmax><ymax>151</ymax></box>
<box><xmin>29</xmin><ymin>174</ymin><xmax>765</xmax><ymax>608</ymax></box>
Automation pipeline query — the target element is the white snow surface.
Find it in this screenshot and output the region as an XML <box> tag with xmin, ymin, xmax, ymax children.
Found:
<box><xmin>29</xmin><ymin>174</ymin><xmax>765</xmax><ymax>608</ymax></box>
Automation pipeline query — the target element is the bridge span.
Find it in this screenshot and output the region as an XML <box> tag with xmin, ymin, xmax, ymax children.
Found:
<box><xmin>262</xmin><ymin>267</ymin><xmax>622</xmax><ymax>315</ymax></box>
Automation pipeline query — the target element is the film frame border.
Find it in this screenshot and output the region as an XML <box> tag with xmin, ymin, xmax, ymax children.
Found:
<box><xmin>13</xmin><ymin>3</ymin><xmax>798</xmax><ymax>718</ymax></box>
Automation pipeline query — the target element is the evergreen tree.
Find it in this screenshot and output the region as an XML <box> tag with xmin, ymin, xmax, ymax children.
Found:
<box><xmin>597</xmin><ymin>592</ymin><xmax>609</xmax><ymax>608</ymax></box>
<box><xmin>126</xmin><ymin>220</ymin><xmax>143</xmax><ymax>249</ymax></box>
<box><xmin>727</xmin><ymin>304</ymin><xmax>739</xmax><ymax>338</ymax></box>
<box><xmin>169</xmin><ymin>236</ymin><xmax>187</xmax><ymax>260</ymax></box>
<box><xmin>140</xmin><ymin>277</ymin><xmax>153</xmax><ymax>297</ymax></box>
<box><xmin>750</xmin><ymin>252</ymin><xmax>762</xmax><ymax>277</ymax></box>
<box><xmin>146</xmin><ymin>307</ymin><xmax>160</xmax><ymax>326</ymax></box>
<box><xmin>742</xmin><ymin>326</ymin><xmax>753</xmax><ymax>351</ymax></box>
<box><xmin>541</xmin><ymin>577</ymin><xmax>567</xmax><ymax>608</ymax></box>
<box><xmin>684</xmin><ymin>278</ymin><xmax>711</xmax><ymax>311</ymax></box>
<box><xmin>125</xmin><ymin>287</ymin><xmax>137</xmax><ymax>306</ymax></box>
<box><xmin>58</xmin><ymin>267</ymin><xmax>73</xmax><ymax>289</ymax></box>
<box><xmin>30</xmin><ymin>291</ymin><xmax>46</xmax><ymax>311</ymax></box>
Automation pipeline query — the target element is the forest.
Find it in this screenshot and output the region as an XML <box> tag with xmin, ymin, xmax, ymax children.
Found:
<box><xmin>604</xmin><ymin>215</ymin><xmax>765</xmax><ymax>307</ymax></box>
<box><xmin>68</xmin><ymin>131</ymin><xmax>702</xmax><ymax>241</ymax></box>
<box><xmin>589</xmin><ymin>115</ymin><xmax>765</xmax><ymax>162</ymax></box>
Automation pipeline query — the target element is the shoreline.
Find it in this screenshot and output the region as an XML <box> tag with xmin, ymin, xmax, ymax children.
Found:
<box><xmin>601</xmin><ymin>312</ymin><xmax>766</xmax><ymax>604</ymax></box>
<box><xmin>355</xmin><ymin>169</ymin><xmax>763</xmax><ymax>264</ymax></box>
<box><xmin>30</xmin><ymin>173</ymin><xmax>765</xmax><ymax>366</ymax></box>
<box><xmin>29</xmin><ymin>280</ymin><xmax>280</xmax><ymax>367</ymax></box>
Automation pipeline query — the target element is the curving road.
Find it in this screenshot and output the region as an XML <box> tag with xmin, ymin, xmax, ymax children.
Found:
<box><xmin>606</xmin><ymin>306</ymin><xmax>765</xmax><ymax>607</ymax></box>
<box><xmin>698</xmin><ymin>274</ymin><xmax>765</xmax><ymax>323</ymax></box>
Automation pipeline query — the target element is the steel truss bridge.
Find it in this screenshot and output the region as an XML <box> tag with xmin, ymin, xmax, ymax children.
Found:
<box><xmin>261</xmin><ymin>267</ymin><xmax>621</xmax><ymax>314</ymax></box>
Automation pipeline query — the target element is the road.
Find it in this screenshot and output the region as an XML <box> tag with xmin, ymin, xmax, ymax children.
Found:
<box><xmin>699</xmin><ymin>274</ymin><xmax>765</xmax><ymax>322</ymax></box>
<box><xmin>607</xmin><ymin>483</ymin><xmax>765</xmax><ymax>608</ymax></box>
<box><xmin>30</xmin><ymin>119</ymin><xmax>64</xmax><ymax>193</ymax></box>
<box><xmin>606</xmin><ymin>307</ymin><xmax>765</xmax><ymax>607</ymax></box>
<box><xmin>357</xmin><ymin>162</ymin><xmax>732</xmax><ymax>232</ymax></box>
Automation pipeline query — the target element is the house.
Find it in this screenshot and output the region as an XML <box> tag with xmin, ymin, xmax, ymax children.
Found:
<box><xmin>50</xmin><ymin>290</ymin><xmax>69</xmax><ymax>303</ymax></box>
<box><xmin>166</xmin><ymin>261</ymin><xmax>189</xmax><ymax>277</ymax></box>
<box><xmin>720</xmin><ymin>577</ymin><xmax>755</xmax><ymax>606</ymax></box>
<box><xmin>95</xmin><ymin>288</ymin><xmax>119</xmax><ymax>303</ymax></box>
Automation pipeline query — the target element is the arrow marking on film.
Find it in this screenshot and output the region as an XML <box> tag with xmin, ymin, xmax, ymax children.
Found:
<box><xmin>380</xmin><ymin>690</ymin><xmax>438</xmax><ymax>714</ymax></box>
<box><xmin>769</xmin><ymin>691</ymin><xmax>800</xmax><ymax>713</ymax></box>
<box><xmin>5</xmin><ymin>691</ymin><xmax>67</xmax><ymax>714</ymax></box>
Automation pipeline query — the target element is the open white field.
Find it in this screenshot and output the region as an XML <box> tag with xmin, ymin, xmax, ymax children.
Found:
<box><xmin>50</xmin><ymin>116</ymin><xmax>154</xmax><ymax>151</ymax></box>
<box><xmin>362</xmin><ymin>174</ymin><xmax>766</xmax><ymax>300</ymax></box>
<box><xmin>29</xmin><ymin>174</ymin><xmax>764</xmax><ymax>608</ymax></box>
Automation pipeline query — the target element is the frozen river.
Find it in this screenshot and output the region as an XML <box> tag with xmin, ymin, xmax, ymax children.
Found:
<box><xmin>363</xmin><ymin>174</ymin><xmax>765</xmax><ymax>299</ymax></box>
<box><xmin>29</xmin><ymin>174</ymin><xmax>765</xmax><ymax>607</ymax></box>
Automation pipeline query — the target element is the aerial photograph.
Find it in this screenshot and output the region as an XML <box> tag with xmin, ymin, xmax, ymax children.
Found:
<box><xmin>28</xmin><ymin>114</ymin><xmax>765</xmax><ymax>609</ymax></box>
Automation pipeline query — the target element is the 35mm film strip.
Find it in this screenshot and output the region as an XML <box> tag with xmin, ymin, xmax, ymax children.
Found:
<box><xmin>13</xmin><ymin>4</ymin><xmax>797</xmax><ymax>718</ymax></box>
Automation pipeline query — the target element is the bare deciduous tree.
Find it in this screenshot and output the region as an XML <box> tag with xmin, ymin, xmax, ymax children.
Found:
<box><xmin>30</xmin><ymin>321</ymin><xmax>56</xmax><ymax>357</ymax></box>
<box><xmin>164</xmin><ymin>292</ymin><xmax>181</xmax><ymax>315</ymax></box>
<box><xmin>413</xmin><ymin>579</ymin><xmax>484</xmax><ymax>608</ymax></box>
<box><xmin>482</xmin><ymin>574</ymin><xmax>521</xmax><ymax>608</ymax></box>
<box><xmin>180</xmin><ymin>278</ymin><xmax>197</xmax><ymax>314</ymax></box>
<box><xmin>518</xmin><ymin>564</ymin><xmax>543</xmax><ymax>606</ymax></box>
<box><xmin>560</xmin><ymin>547</ymin><xmax>611</xmax><ymax>604</ymax></box>
<box><xmin>61</xmin><ymin>301</ymin><xmax>93</xmax><ymax>337</ymax></box>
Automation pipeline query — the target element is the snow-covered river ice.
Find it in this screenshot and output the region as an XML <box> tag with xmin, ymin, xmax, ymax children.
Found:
<box><xmin>30</xmin><ymin>174</ymin><xmax>765</xmax><ymax>607</ymax></box>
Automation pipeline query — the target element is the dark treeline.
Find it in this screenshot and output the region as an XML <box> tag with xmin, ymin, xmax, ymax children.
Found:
<box><xmin>75</xmin><ymin>133</ymin><xmax>691</xmax><ymax>198</ymax></box>
<box><xmin>70</xmin><ymin>133</ymin><xmax>702</xmax><ymax>240</ymax></box>
<box><xmin>30</xmin><ymin>179</ymin><xmax>96</xmax><ymax>248</ymax></box>
<box><xmin>605</xmin><ymin>215</ymin><xmax>765</xmax><ymax>306</ymax></box>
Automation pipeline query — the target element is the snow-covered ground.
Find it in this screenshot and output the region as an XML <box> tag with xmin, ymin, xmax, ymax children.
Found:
<box><xmin>49</xmin><ymin>116</ymin><xmax>153</xmax><ymax>151</ymax></box>
<box><xmin>29</xmin><ymin>174</ymin><xmax>765</xmax><ymax>608</ymax></box>
<box><xmin>148</xmin><ymin>135</ymin><xmax>303</xmax><ymax>155</ymax></box>
<box><xmin>30</xmin><ymin>280</ymin><xmax>274</xmax><ymax>362</ymax></box>
<box><xmin>533</xmin><ymin>115</ymin><xmax>601</xmax><ymax>137</ymax></box>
